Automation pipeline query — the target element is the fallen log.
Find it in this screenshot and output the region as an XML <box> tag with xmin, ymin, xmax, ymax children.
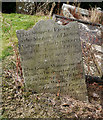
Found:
<box><xmin>62</xmin><ymin>3</ymin><xmax>89</xmax><ymax>16</ymax></box>
<box><xmin>62</xmin><ymin>4</ymin><xmax>103</xmax><ymax>17</ymax></box>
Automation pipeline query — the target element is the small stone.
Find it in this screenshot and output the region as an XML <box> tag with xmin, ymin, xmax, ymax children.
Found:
<box><xmin>93</xmin><ymin>93</ymin><xmax>99</xmax><ymax>98</ymax></box>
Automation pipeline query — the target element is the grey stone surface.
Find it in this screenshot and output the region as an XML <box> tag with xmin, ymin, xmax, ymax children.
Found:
<box><xmin>16</xmin><ymin>20</ymin><xmax>88</xmax><ymax>101</ymax></box>
<box><xmin>101</xmin><ymin>27</ymin><xmax>103</xmax><ymax>76</ymax></box>
<box><xmin>79</xmin><ymin>23</ymin><xmax>103</xmax><ymax>77</ymax></box>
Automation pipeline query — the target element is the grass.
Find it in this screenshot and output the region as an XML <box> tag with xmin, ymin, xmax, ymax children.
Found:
<box><xmin>89</xmin><ymin>8</ymin><xmax>102</xmax><ymax>24</ymax></box>
<box><xmin>1</xmin><ymin>13</ymin><xmax>49</xmax><ymax>60</ymax></box>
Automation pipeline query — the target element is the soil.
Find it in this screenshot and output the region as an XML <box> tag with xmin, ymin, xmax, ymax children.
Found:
<box><xmin>1</xmin><ymin>56</ymin><xmax>103</xmax><ymax>118</ymax></box>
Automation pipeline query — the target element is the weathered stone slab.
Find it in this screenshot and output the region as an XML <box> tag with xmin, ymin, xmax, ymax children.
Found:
<box><xmin>16</xmin><ymin>20</ymin><xmax>88</xmax><ymax>101</ymax></box>
<box><xmin>101</xmin><ymin>27</ymin><xmax>103</xmax><ymax>76</ymax></box>
<box><xmin>79</xmin><ymin>23</ymin><xmax>103</xmax><ymax>77</ymax></box>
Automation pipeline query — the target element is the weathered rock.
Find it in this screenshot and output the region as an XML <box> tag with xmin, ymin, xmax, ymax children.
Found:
<box><xmin>79</xmin><ymin>23</ymin><xmax>103</xmax><ymax>77</ymax></box>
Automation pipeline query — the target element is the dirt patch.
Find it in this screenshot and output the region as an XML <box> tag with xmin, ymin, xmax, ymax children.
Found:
<box><xmin>1</xmin><ymin>56</ymin><xmax>103</xmax><ymax>118</ymax></box>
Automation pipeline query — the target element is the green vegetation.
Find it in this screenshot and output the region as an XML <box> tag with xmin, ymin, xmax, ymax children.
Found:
<box><xmin>2</xmin><ymin>13</ymin><xmax>49</xmax><ymax>60</ymax></box>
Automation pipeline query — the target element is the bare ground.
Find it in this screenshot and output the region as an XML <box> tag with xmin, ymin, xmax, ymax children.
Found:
<box><xmin>2</xmin><ymin>56</ymin><xmax>103</xmax><ymax>118</ymax></box>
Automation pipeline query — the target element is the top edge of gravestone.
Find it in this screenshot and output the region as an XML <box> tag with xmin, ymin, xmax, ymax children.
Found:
<box><xmin>16</xmin><ymin>19</ymin><xmax>78</xmax><ymax>35</ymax></box>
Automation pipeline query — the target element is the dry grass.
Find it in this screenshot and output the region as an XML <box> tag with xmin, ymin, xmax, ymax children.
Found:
<box><xmin>89</xmin><ymin>8</ymin><xmax>102</xmax><ymax>24</ymax></box>
<box><xmin>79</xmin><ymin>7</ymin><xmax>102</xmax><ymax>24</ymax></box>
<box><xmin>68</xmin><ymin>3</ymin><xmax>102</xmax><ymax>24</ymax></box>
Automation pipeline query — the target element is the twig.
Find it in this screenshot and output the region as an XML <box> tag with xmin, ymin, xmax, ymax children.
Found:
<box><xmin>49</xmin><ymin>2</ymin><xmax>56</xmax><ymax>18</ymax></box>
<box><xmin>53</xmin><ymin>14</ymin><xmax>102</xmax><ymax>27</ymax></box>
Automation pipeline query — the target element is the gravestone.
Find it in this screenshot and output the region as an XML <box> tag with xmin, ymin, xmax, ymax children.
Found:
<box><xmin>16</xmin><ymin>20</ymin><xmax>88</xmax><ymax>101</ymax></box>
